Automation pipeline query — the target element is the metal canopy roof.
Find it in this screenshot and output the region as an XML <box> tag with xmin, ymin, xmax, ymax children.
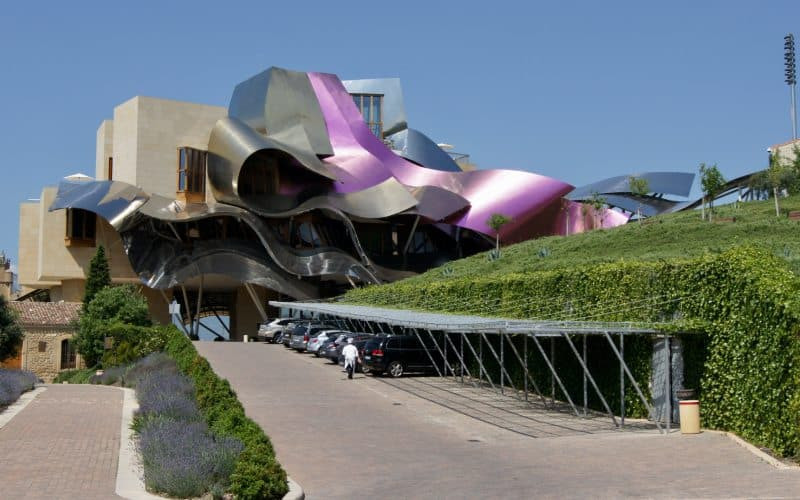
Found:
<box><xmin>269</xmin><ymin>301</ymin><xmax>663</xmax><ymax>336</ymax></box>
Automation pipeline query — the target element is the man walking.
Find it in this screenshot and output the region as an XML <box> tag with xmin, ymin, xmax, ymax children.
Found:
<box><xmin>342</xmin><ymin>338</ymin><xmax>360</xmax><ymax>379</ymax></box>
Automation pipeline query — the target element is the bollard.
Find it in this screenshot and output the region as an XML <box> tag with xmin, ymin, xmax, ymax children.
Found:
<box><xmin>679</xmin><ymin>399</ymin><xmax>700</xmax><ymax>434</ymax></box>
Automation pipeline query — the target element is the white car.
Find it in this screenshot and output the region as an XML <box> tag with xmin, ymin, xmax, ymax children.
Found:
<box><xmin>257</xmin><ymin>318</ymin><xmax>296</xmax><ymax>343</ymax></box>
<box><xmin>307</xmin><ymin>329</ymin><xmax>348</xmax><ymax>355</ymax></box>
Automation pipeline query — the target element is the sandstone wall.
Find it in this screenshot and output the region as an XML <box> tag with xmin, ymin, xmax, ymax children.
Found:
<box><xmin>21</xmin><ymin>328</ymin><xmax>85</xmax><ymax>382</ymax></box>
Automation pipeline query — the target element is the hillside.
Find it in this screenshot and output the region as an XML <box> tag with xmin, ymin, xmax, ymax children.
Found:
<box><xmin>383</xmin><ymin>195</ymin><xmax>800</xmax><ymax>286</ymax></box>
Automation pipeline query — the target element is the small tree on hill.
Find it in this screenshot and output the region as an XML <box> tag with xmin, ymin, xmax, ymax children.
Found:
<box><xmin>765</xmin><ymin>152</ymin><xmax>798</xmax><ymax>216</ymax></box>
<box><xmin>699</xmin><ymin>163</ymin><xmax>726</xmax><ymax>222</ymax></box>
<box><xmin>0</xmin><ymin>296</ymin><xmax>22</xmax><ymax>362</ymax></box>
<box><xmin>628</xmin><ymin>176</ymin><xmax>649</xmax><ymax>222</ymax></box>
<box><xmin>487</xmin><ymin>213</ymin><xmax>511</xmax><ymax>254</ymax></box>
<box><xmin>75</xmin><ymin>284</ymin><xmax>151</xmax><ymax>367</ymax></box>
<box><xmin>84</xmin><ymin>245</ymin><xmax>111</xmax><ymax>308</ymax></box>
<box><xmin>584</xmin><ymin>192</ymin><xmax>607</xmax><ymax>228</ymax></box>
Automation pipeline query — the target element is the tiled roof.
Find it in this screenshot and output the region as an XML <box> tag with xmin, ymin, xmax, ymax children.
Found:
<box><xmin>8</xmin><ymin>301</ymin><xmax>81</xmax><ymax>327</ymax></box>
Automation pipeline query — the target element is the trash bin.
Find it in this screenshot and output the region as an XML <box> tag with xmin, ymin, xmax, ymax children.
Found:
<box><xmin>679</xmin><ymin>399</ymin><xmax>700</xmax><ymax>434</ymax></box>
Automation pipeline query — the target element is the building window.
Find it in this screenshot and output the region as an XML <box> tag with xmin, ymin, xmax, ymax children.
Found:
<box><xmin>65</xmin><ymin>209</ymin><xmax>96</xmax><ymax>247</ymax></box>
<box><xmin>107</xmin><ymin>157</ymin><xmax>113</xmax><ymax>180</ymax></box>
<box><xmin>60</xmin><ymin>339</ymin><xmax>76</xmax><ymax>370</ymax></box>
<box><xmin>38</xmin><ymin>341</ymin><xmax>47</xmax><ymax>353</ymax></box>
<box><xmin>177</xmin><ymin>147</ymin><xmax>207</xmax><ymax>202</ymax></box>
<box><xmin>351</xmin><ymin>94</ymin><xmax>383</xmax><ymax>138</ymax></box>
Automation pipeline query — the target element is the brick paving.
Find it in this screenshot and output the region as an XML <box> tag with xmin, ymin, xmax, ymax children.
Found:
<box><xmin>0</xmin><ymin>384</ymin><xmax>123</xmax><ymax>500</ymax></box>
<box><xmin>197</xmin><ymin>341</ymin><xmax>800</xmax><ymax>499</ymax></box>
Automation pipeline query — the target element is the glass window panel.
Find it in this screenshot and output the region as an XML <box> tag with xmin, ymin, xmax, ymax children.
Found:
<box><xmin>179</xmin><ymin>171</ymin><xmax>187</xmax><ymax>191</ymax></box>
<box><xmin>362</xmin><ymin>96</ymin><xmax>371</xmax><ymax>124</ymax></box>
<box><xmin>373</xmin><ymin>96</ymin><xmax>381</xmax><ymax>124</ymax></box>
<box><xmin>352</xmin><ymin>95</ymin><xmax>361</xmax><ymax>112</ymax></box>
<box><xmin>85</xmin><ymin>215</ymin><xmax>96</xmax><ymax>239</ymax></box>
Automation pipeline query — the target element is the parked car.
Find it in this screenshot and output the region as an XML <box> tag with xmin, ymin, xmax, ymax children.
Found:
<box><xmin>321</xmin><ymin>333</ymin><xmax>350</xmax><ymax>363</ymax></box>
<box><xmin>290</xmin><ymin>323</ymin><xmax>336</xmax><ymax>351</ymax></box>
<box><xmin>336</xmin><ymin>334</ymin><xmax>374</xmax><ymax>371</ymax></box>
<box><xmin>257</xmin><ymin>318</ymin><xmax>296</xmax><ymax>343</ymax></box>
<box><xmin>363</xmin><ymin>334</ymin><xmax>444</xmax><ymax>377</ymax></box>
<box><xmin>283</xmin><ymin>321</ymin><xmax>305</xmax><ymax>347</ymax></box>
<box><xmin>308</xmin><ymin>329</ymin><xmax>348</xmax><ymax>355</ymax></box>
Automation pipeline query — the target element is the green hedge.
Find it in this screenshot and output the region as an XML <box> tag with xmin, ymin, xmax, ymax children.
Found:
<box><xmin>345</xmin><ymin>247</ymin><xmax>800</xmax><ymax>456</ymax></box>
<box><xmin>162</xmin><ymin>327</ymin><xmax>288</xmax><ymax>499</ymax></box>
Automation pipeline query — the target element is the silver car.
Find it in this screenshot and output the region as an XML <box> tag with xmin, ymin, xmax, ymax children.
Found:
<box><xmin>257</xmin><ymin>318</ymin><xmax>295</xmax><ymax>343</ymax></box>
<box><xmin>307</xmin><ymin>329</ymin><xmax>348</xmax><ymax>355</ymax></box>
<box><xmin>289</xmin><ymin>324</ymin><xmax>333</xmax><ymax>351</ymax></box>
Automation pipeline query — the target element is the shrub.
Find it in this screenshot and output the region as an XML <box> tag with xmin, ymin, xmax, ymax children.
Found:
<box><xmin>0</xmin><ymin>296</ymin><xmax>22</xmax><ymax>362</ymax></box>
<box><xmin>128</xmin><ymin>353</ymin><xmax>244</xmax><ymax>497</ymax></box>
<box><xmin>83</xmin><ymin>245</ymin><xmax>111</xmax><ymax>307</ymax></box>
<box><xmin>139</xmin><ymin>416</ymin><xmax>243</xmax><ymax>497</ymax></box>
<box><xmin>75</xmin><ymin>285</ymin><xmax>151</xmax><ymax>367</ymax></box>
<box><xmin>52</xmin><ymin>368</ymin><xmax>95</xmax><ymax>384</ymax></box>
<box><xmin>0</xmin><ymin>369</ymin><xmax>37</xmax><ymax>407</ymax></box>
<box><xmin>161</xmin><ymin>327</ymin><xmax>288</xmax><ymax>499</ymax></box>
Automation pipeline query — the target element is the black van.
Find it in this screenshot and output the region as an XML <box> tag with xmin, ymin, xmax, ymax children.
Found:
<box><xmin>363</xmin><ymin>334</ymin><xmax>443</xmax><ymax>377</ymax></box>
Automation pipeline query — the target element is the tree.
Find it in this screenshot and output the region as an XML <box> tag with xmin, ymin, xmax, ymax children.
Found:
<box><xmin>627</xmin><ymin>176</ymin><xmax>650</xmax><ymax>222</ymax></box>
<box><xmin>75</xmin><ymin>285</ymin><xmax>151</xmax><ymax>367</ymax></box>
<box><xmin>698</xmin><ymin>163</ymin><xmax>726</xmax><ymax>221</ymax></box>
<box><xmin>486</xmin><ymin>213</ymin><xmax>511</xmax><ymax>253</ymax></box>
<box><xmin>582</xmin><ymin>192</ymin><xmax>607</xmax><ymax>228</ymax></box>
<box><xmin>765</xmin><ymin>152</ymin><xmax>798</xmax><ymax>216</ymax></box>
<box><xmin>84</xmin><ymin>245</ymin><xmax>111</xmax><ymax>308</ymax></box>
<box><xmin>0</xmin><ymin>296</ymin><xmax>22</xmax><ymax>362</ymax></box>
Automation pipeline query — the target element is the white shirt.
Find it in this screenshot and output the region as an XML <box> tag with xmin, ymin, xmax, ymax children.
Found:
<box><xmin>342</xmin><ymin>343</ymin><xmax>359</xmax><ymax>364</ymax></box>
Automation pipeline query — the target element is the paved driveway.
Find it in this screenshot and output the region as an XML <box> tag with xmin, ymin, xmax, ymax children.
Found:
<box><xmin>196</xmin><ymin>342</ymin><xmax>800</xmax><ymax>499</ymax></box>
<box><xmin>0</xmin><ymin>384</ymin><xmax>123</xmax><ymax>500</ymax></box>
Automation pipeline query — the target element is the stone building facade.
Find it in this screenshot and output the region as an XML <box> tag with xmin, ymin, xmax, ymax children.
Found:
<box><xmin>7</xmin><ymin>302</ymin><xmax>84</xmax><ymax>382</ymax></box>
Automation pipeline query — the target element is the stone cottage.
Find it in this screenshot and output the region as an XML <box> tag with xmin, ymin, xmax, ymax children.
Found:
<box><xmin>5</xmin><ymin>301</ymin><xmax>84</xmax><ymax>382</ymax></box>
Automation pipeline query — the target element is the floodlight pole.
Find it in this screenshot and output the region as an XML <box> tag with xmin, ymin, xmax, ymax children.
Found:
<box><xmin>791</xmin><ymin>83</ymin><xmax>797</xmax><ymax>141</ymax></box>
<box><xmin>786</xmin><ymin>34</ymin><xmax>797</xmax><ymax>140</ymax></box>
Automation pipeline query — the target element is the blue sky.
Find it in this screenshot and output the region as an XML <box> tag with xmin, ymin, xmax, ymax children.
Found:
<box><xmin>1</xmin><ymin>1</ymin><xmax>799</xmax><ymax>268</ymax></box>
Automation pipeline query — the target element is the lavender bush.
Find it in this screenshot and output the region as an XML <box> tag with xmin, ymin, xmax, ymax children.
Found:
<box><xmin>139</xmin><ymin>419</ymin><xmax>243</xmax><ymax>497</ymax></box>
<box><xmin>127</xmin><ymin>353</ymin><xmax>243</xmax><ymax>497</ymax></box>
<box><xmin>0</xmin><ymin>369</ymin><xmax>37</xmax><ymax>407</ymax></box>
<box><xmin>124</xmin><ymin>352</ymin><xmax>177</xmax><ymax>387</ymax></box>
<box><xmin>135</xmin><ymin>371</ymin><xmax>201</xmax><ymax>425</ymax></box>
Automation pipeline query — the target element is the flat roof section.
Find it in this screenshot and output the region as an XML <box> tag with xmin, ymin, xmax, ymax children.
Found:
<box><xmin>268</xmin><ymin>301</ymin><xmax>662</xmax><ymax>336</ymax></box>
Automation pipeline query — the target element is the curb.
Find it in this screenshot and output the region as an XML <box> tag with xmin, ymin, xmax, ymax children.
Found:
<box><xmin>0</xmin><ymin>386</ymin><xmax>46</xmax><ymax>430</ymax></box>
<box><xmin>284</xmin><ymin>476</ymin><xmax>305</xmax><ymax>500</ymax></box>
<box><xmin>706</xmin><ymin>429</ymin><xmax>800</xmax><ymax>470</ymax></box>
<box><xmin>116</xmin><ymin>387</ymin><xmax>162</xmax><ymax>500</ymax></box>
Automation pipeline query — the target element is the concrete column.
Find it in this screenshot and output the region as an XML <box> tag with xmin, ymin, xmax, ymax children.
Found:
<box><xmin>230</xmin><ymin>284</ymin><xmax>270</xmax><ymax>341</ymax></box>
<box><xmin>141</xmin><ymin>286</ymin><xmax>171</xmax><ymax>325</ymax></box>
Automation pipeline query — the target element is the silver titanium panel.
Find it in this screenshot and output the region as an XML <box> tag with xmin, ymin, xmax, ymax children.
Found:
<box><xmin>50</xmin><ymin>179</ymin><xmax>385</xmax><ymax>287</ymax></box>
<box><xmin>599</xmin><ymin>194</ymin><xmax>679</xmax><ymax>217</ymax></box>
<box><xmin>229</xmin><ymin>67</ymin><xmax>333</xmax><ymax>156</ymax></box>
<box><xmin>390</xmin><ymin>128</ymin><xmax>462</xmax><ymax>173</ymax></box>
<box><xmin>206</xmin><ymin>116</ymin><xmax>337</xmax><ymax>206</ymax></box>
<box><xmin>49</xmin><ymin>179</ymin><xmax>149</xmax><ymax>230</ymax></box>
<box><xmin>405</xmin><ymin>185</ymin><xmax>471</xmax><ymax>221</ymax></box>
<box><xmin>567</xmin><ymin>172</ymin><xmax>695</xmax><ymax>200</ymax></box>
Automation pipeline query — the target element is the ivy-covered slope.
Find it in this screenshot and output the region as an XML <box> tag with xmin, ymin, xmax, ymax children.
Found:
<box><xmin>344</xmin><ymin>247</ymin><xmax>800</xmax><ymax>457</ymax></box>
